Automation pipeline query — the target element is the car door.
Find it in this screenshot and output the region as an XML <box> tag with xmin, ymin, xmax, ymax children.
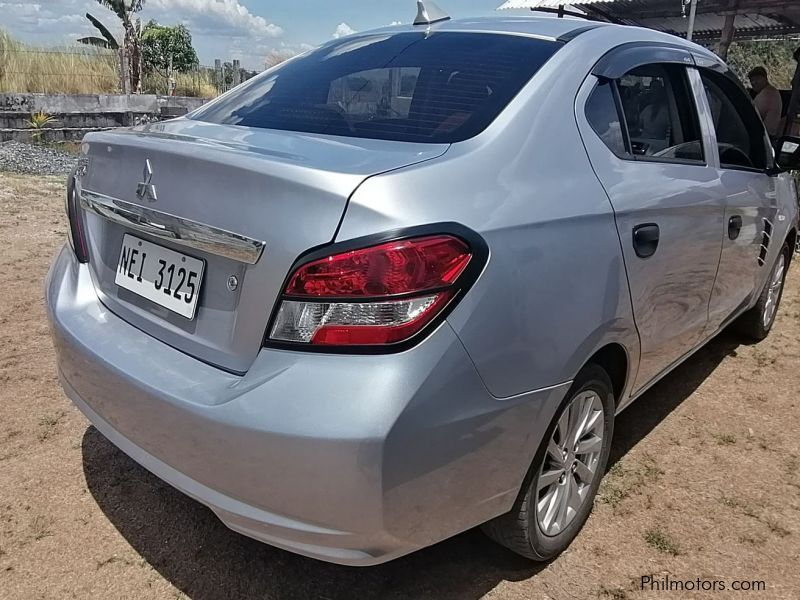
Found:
<box><xmin>577</xmin><ymin>51</ymin><xmax>725</xmax><ymax>394</ymax></box>
<box><xmin>693</xmin><ymin>68</ymin><xmax>780</xmax><ymax>331</ymax></box>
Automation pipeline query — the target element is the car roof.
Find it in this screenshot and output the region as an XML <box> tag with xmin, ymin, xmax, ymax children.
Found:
<box><xmin>366</xmin><ymin>14</ymin><xmax>721</xmax><ymax>50</ymax></box>
<box><xmin>361</xmin><ymin>15</ymin><xmax>720</xmax><ymax>65</ymax></box>
<box><xmin>368</xmin><ymin>15</ymin><xmax>607</xmax><ymax>41</ymax></box>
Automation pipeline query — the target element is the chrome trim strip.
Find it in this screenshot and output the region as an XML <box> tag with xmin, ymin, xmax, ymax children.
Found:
<box><xmin>79</xmin><ymin>190</ymin><xmax>265</xmax><ymax>264</ymax></box>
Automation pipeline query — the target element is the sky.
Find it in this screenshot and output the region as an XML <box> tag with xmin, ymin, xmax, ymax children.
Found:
<box><xmin>0</xmin><ymin>1</ymin><xmax>528</xmax><ymax>70</ymax></box>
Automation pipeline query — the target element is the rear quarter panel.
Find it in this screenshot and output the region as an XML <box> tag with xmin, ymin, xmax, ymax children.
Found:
<box><xmin>335</xmin><ymin>30</ymin><xmax>641</xmax><ymax>399</ymax></box>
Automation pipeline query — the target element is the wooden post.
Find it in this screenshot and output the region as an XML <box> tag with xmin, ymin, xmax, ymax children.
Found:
<box><xmin>168</xmin><ymin>54</ymin><xmax>175</xmax><ymax>96</ymax></box>
<box><xmin>119</xmin><ymin>49</ymin><xmax>131</xmax><ymax>95</ymax></box>
<box><xmin>233</xmin><ymin>59</ymin><xmax>241</xmax><ymax>87</ymax></box>
<box><xmin>214</xmin><ymin>59</ymin><xmax>222</xmax><ymax>93</ymax></box>
<box><xmin>717</xmin><ymin>1</ymin><xmax>739</xmax><ymax>61</ymax></box>
<box><xmin>717</xmin><ymin>14</ymin><xmax>736</xmax><ymax>61</ymax></box>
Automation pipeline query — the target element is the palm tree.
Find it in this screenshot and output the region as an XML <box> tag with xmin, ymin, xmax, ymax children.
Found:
<box><xmin>78</xmin><ymin>1</ymin><xmax>145</xmax><ymax>92</ymax></box>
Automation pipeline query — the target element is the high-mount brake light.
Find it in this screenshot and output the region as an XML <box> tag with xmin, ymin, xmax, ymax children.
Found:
<box><xmin>65</xmin><ymin>167</ymin><xmax>89</xmax><ymax>264</ymax></box>
<box><xmin>269</xmin><ymin>235</ymin><xmax>473</xmax><ymax>347</ymax></box>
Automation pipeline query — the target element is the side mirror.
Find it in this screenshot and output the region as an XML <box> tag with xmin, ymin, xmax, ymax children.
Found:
<box><xmin>774</xmin><ymin>136</ymin><xmax>800</xmax><ymax>171</ymax></box>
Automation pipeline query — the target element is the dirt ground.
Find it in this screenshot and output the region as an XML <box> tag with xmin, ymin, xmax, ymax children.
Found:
<box><xmin>1</xmin><ymin>171</ymin><xmax>799</xmax><ymax>600</ymax></box>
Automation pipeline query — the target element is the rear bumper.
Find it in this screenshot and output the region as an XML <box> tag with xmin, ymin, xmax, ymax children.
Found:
<box><xmin>46</xmin><ymin>245</ymin><xmax>570</xmax><ymax>565</ymax></box>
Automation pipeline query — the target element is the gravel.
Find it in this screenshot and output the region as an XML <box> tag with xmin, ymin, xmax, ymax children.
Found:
<box><xmin>0</xmin><ymin>141</ymin><xmax>78</xmax><ymax>177</ymax></box>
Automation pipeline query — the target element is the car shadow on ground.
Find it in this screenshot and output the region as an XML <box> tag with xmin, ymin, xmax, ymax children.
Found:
<box><xmin>81</xmin><ymin>330</ymin><xmax>742</xmax><ymax>600</ymax></box>
<box><xmin>607</xmin><ymin>329</ymin><xmax>742</xmax><ymax>470</ymax></box>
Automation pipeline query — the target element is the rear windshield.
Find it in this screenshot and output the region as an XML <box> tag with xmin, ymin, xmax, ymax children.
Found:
<box><xmin>191</xmin><ymin>32</ymin><xmax>561</xmax><ymax>143</ymax></box>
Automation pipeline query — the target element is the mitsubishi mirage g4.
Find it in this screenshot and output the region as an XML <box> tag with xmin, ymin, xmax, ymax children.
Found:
<box><xmin>46</xmin><ymin>8</ymin><xmax>799</xmax><ymax>565</ymax></box>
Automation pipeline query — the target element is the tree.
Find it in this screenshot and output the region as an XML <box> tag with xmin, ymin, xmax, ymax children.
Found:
<box><xmin>726</xmin><ymin>40</ymin><xmax>798</xmax><ymax>90</ymax></box>
<box><xmin>264</xmin><ymin>48</ymin><xmax>298</xmax><ymax>69</ymax></box>
<box><xmin>141</xmin><ymin>21</ymin><xmax>199</xmax><ymax>78</ymax></box>
<box><xmin>78</xmin><ymin>1</ymin><xmax>145</xmax><ymax>92</ymax></box>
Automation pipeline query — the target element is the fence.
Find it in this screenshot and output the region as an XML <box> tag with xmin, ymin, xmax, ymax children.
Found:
<box><xmin>0</xmin><ymin>46</ymin><xmax>121</xmax><ymax>95</ymax></box>
<box><xmin>1</xmin><ymin>39</ymin><xmax>259</xmax><ymax>98</ymax></box>
<box><xmin>140</xmin><ymin>62</ymin><xmax>260</xmax><ymax>98</ymax></box>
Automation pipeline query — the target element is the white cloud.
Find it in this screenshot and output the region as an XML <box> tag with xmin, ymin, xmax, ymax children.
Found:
<box><xmin>0</xmin><ymin>3</ymin><xmax>40</xmax><ymax>16</ymax></box>
<box><xmin>146</xmin><ymin>0</ymin><xmax>285</xmax><ymax>67</ymax></box>
<box><xmin>0</xmin><ymin>1</ymin><xmax>99</xmax><ymax>35</ymax></box>
<box><xmin>332</xmin><ymin>22</ymin><xmax>356</xmax><ymax>39</ymax></box>
<box><xmin>148</xmin><ymin>0</ymin><xmax>283</xmax><ymax>38</ymax></box>
<box><xmin>0</xmin><ymin>0</ymin><xmax>282</xmax><ymax>40</ymax></box>
<box><xmin>0</xmin><ymin>0</ymin><xmax>289</xmax><ymax>69</ymax></box>
<box><xmin>227</xmin><ymin>39</ymin><xmax>314</xmax><ymax>71</ymax></box>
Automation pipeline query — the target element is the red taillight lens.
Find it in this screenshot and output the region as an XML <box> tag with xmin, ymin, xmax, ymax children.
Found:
<box><xmin>270</xmin><ymin>235</ymin><xmax>474</xmax><ymax>347</ymax></box>
<box><xmin>285</xmin><ymin>236</ymin><xmax>471</xmax><ymax>298</ymax></box>
<box><xmin>65</xmin><ymin>167</ymin><xmax>89</xmax><ymax>264</ymax></box>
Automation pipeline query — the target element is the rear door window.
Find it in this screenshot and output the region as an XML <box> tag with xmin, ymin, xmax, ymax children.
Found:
<box><xmin>617</xmin><ymin>64</ymin><xmax>704</xmax><ymax>162</ymax></box>
<box><xmin>698</xmin><ymin>70</ymin><xmax>769</xmax><ymax>171</ymax></box>
<box><xmin>191</xmin><ymin>33</ymin><xmax>561</xmax><ymax>143</ymax></box>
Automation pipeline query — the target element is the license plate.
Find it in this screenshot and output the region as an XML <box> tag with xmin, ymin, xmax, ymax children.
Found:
<box><xmin>115</xmin><ymin>234</ymin><xmax>205</xmax><ymax>319</ymax></box>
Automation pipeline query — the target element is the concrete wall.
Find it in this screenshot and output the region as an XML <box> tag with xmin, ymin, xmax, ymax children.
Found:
<box><xmin>0</xmin><ymin>93</ymin><xmax>209</xmax><ymax>142</ymax></box>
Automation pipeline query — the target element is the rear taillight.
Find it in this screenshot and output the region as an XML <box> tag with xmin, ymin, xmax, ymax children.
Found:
<box><xmin>65</xmin><ymin>166</ymin><xmax>89</xmax><ymax>264</ymax></box>
<box><xmin>268</xmin><ymin>233</ymin><xmax>479</xmax><ymax>348</ymax></box>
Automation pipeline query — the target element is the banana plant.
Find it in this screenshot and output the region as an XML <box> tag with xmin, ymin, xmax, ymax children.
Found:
<box><xmin>78</xmin><ymin>13</ymin><xmax>120</xmax><ymax>50</ymax></box>
<box><xmin>78</xmin><ymin>1</ymin><xmax>145</xmax><ymax>92</ymax></box>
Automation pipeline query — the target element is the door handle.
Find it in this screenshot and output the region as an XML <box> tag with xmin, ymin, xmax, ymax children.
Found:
<box><xmin>632</xmin><ymin>223</ymin><xmax>660</xmax><ymax>258</ymax></box>
<box><xmin>728</xmin><ymin>215</ymin><xmax>743</xmax><ymax>240</ymax></box>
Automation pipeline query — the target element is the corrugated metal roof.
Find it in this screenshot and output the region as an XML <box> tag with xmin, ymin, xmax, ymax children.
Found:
<box><xmin>640</xmin><ymin>13</ymin><xmax>785</xmax><ymax>35</ymax></box>
<box><xmin>497</xmin><ymin>0</ymin><xmax>800</xmax><ymax>41</ymax></box>
<box><xmin>497</xmin><ymin>0</ymin><xmax>612</xmax><ymax>9</ymax></box>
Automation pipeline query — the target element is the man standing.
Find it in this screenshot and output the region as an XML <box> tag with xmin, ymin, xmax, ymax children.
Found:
<box><xmin>748</xmin><ymin>66</ymin><xmax>783</xmax><ymax>137</ymax></box>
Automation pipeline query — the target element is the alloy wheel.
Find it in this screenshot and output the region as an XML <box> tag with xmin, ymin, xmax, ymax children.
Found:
<box><xmin>762</xmin><ymin>253</ymin><xmax>786</xmax><ymax>328</ymax></box>
<box><xmin>536</xmin><ymin>390</ymin><xmax>605</xmax><ymax>537</ymax></box>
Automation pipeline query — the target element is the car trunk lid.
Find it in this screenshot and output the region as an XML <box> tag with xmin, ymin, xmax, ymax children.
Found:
<box><xmin>78</xmin><ymin>119</ymin><xmax>448</xmax><ymax>372</ymax></box>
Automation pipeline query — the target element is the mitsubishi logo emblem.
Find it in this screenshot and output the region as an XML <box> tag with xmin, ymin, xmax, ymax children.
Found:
<box><xmin>136</xmin><ymin>159</ymin><xmax>158</xmax><ymax>202</ymax></box>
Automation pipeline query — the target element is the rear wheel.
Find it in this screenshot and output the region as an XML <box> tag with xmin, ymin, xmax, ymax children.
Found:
<box><xmin>736</xmin><ymin>242</ymin><xmax>790</xmax><ymax>342</ymax></box>
<box><xmin>482</xmin><ymin>364</ymin><xmax>614</xmax><ymax>561</ymax></box>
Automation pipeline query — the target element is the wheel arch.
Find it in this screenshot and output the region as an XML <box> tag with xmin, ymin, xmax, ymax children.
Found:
<box><xmin>585</xmin><ymin>342</ymin><xmax>629</xmax><ymax>406</ymax></box>
<box><xmin>786</xmin><ymin>227</ymin><xmax>797</xmax><ymax>266</ymax></box>
<box><xmin>560</xmin><ymin>315</ymin><xmax>640</xmax><ymax>409</ymax></box>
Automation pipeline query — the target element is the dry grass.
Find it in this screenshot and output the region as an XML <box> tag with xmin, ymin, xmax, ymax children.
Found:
<box><xmin>141</xmin><ymin>70</ymin><xmax>218</xmax><ymax>99</ymax></box>
<box><xmin>1</xmin><ymin>171</ymin><xmax>799</xmax><ymax>599</ymax></box>
<box><xmin>0</xmin><ymin>30</ymin><xmax>120</xmax><ymax>94</ymax></box>
<box><xmin>0</xmin><ymin>30</ymin><xmax>217</xmax><ymax>97</ymax></box>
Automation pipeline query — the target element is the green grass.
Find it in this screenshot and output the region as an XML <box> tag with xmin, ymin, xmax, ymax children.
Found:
<box><xmin>597</xmin><ymin>585</ymin><xmax>629</xmax><ymax>599</ymax></box>
<box><xmin>713</xmin><ymin>433</ymin><xmax>737</xmax><ymax>446</ymax></box>
<box><xmin>643</xmin><ymin>527</ymin><xmax>681</xmax><ymax>556</ymax></box>
<box><xmin>37</xmin><ymin>410</ymin><xmax>66</xmax><ymax>442</ymax></box>
<box><xmin>598</xmin><ymin>456</ymin><xmax>664</xmax><ymax>509</ymax></box>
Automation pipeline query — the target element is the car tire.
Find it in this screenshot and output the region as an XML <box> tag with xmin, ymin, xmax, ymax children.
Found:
<box><xmin>481</xmin><ymin>364</ymin><xmax>615</xmax><ymax>561</ymax></box>
<box><xmin>736</xmin><ymin>242</ymin><xmax>790</xmax><ymax>342</ymax></box>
